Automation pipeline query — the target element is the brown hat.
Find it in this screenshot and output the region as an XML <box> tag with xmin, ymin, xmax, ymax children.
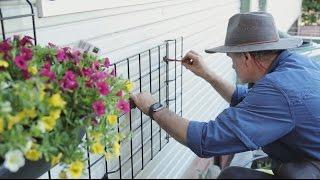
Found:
<box><xmin>205</xmin><ymin>12</ymin><xmax>303</xmax><ymax>53</ymax></box>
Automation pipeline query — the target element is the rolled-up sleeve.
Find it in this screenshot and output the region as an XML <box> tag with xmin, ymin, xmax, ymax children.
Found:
<box><xmin>230</xmin><ymin>85</ymin><xmax>249</xmax><ymax>107</ymax></box>
<box><xmin>187</xmin><ymin>79</ymin><xmax>294</xmax><ymax>158</ymax></box>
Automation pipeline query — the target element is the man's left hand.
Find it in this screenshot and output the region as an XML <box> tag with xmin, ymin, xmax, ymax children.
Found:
<box><xmin>130</xmin><ymin>92</ymin><xmax>157</xmax><ymax>115</ymax></box>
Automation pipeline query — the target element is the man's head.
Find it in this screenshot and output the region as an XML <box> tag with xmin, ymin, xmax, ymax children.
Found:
<box><xmin>205</xmin><ymin>12</ymin><xmax>302</xmax><ymax>82</ymax></box>
<box><xmin>227</xmin><ymin>50</ymin><xmax>282</xmax><ymax>83</ymax></box>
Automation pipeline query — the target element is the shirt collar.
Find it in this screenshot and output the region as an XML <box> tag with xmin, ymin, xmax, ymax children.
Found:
<box><xmin>267</xmin><ymin>50</ymin><xmax>292</xmax><ymax>73</ymax></box>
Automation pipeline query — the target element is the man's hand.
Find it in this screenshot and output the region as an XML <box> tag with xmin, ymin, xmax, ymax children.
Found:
<box><xmin>181</xmin><ymin>50</ymin><xmax>211</xmax><ymax>79</ymax></box>
<box><xmin>130</xmin><ymin>92</ymin><xmax>157</xmax><ymax>115</ymax></box>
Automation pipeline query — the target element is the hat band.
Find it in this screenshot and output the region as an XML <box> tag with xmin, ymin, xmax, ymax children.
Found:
<box><xmin>226</xmin><ymin>38</ymin><xmax>279</xmax><ymax>47</ymax></box>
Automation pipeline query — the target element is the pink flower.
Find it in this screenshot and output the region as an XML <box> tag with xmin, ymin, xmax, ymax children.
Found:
<box><xmin>90</xmin><ymin>72</ymin><xmax>107</xmax><ymax>82</ymax></box>
<box><xmin>92</xmin><ymin>100</ymin><xmax>105</xmax><ymax>116</ymax></box>
<box><xmin>20</xmin><ymin>47</ymin><xmax>33</xmax><ymax>61</ymax></box>
<box><xmin>40</xmin><ymin>63</ymin><xmax>56</xmax><ymax>80</ymax></box>
<box><xmin>91</xmin><ymin>61</ymin><xmax>100</xmax><ymax>70</ymax></box>
<box><xmin>14</xmin><ymin>55</ymin><xmax>27</xmax><ymax>70</ymax></box>
<box><xmin>96</xmin><ymin>81</ymin><xmax>110</xmax><ymax>96</ymax></box>
<box><xmin>0</xmin><ymin>39</ymin><xmax>12</xmax><ymax>58</ymax></box>
<box><xmin>81</xmin><ymin>68</ymin><xmax>94</xmax><ymax>77</ymax></box>
<box><xmin>104</xmin><ymin>58</ymin><xmax>111</xmax><ymax>68</ymax></box>
<box><xmin>20</xmin><ymin>36</ymin><xmax>33</xmax><ymax>46</ymax></box>
<box><xmin>116</xmin><ymin>91</ymin><xmax>123</xmax><ymax>97</ymax></box>
<box><xmin>60</xmin><ymin>70</ymin><xmax>78</xmax><ymax>91</ymax></box>
<box><xmin>116</xmin><ymin>99</ymin><xmax>130</xmax><ymax>113</ymax></box>
<box><xmin>56</xmin><ymin>49</ymin><xmax>66</xmax><ymax>62</ymax></box>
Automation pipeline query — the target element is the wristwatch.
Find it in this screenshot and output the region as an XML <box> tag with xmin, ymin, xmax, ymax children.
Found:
<box><xmin>148</xmin><ymin>102</ymin><xmax>165</xmax><ymax>119</ymax></box>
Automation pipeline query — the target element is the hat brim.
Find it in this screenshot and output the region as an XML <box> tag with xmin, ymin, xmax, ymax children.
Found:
<box><xmin>205</xmin><ymin>37</ymin><xmax>303</xmax><ymax>53</ymax></box>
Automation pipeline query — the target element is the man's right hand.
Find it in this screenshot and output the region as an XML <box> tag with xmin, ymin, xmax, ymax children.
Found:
<box><xmin>181</xmin><ymin>50</ymin><xmax>211</xmax><ymax>79</ymax></box>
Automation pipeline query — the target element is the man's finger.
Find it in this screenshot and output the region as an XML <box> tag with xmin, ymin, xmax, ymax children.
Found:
<box><xmin>129</xmin><ymin>95</ymin><xmax>137</xmax><ymax>109</ymax></box>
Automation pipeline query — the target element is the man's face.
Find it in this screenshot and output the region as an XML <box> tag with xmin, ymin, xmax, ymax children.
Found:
<box><xmin>227</xmin><ymin>52</ymin><xmax>254</xmax><ymax>83</ymax></box>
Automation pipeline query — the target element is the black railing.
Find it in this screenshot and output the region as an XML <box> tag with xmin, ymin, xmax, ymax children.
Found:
<box><xmin>0</xmin><ymin>0</ymin><xmax>37</xmax><ymax>45</ymax></box>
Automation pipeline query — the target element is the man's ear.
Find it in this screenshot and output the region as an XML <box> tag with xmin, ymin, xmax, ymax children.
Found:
<box><xmin>243</xmin><ymin>52</ymin><xmax>252</xmax><ymax>67</ymax></box>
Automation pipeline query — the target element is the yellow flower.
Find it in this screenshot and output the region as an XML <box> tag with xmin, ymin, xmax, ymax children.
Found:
<box><xmin>0</xmin><ymin>60</ymin><xmax>9</xmax><ymax>68</ymax></box>
<box><xmin>112</xmin><ymin>142</ymin><xmax>121</xmax><ymax>157</ymax></box>
<box><xmin>49</xmin><ymin>109</ymin><xmax>61</xmax><ymax>120</ymax></box>
<box><xmin>125</xmin><ymin>81</ymin><xmax>134</xmax><ymax>92</ymax></box>
<box><xmin>89</xmin><ymin>132</ymin><xmax>102</xmax><ymax>141</ymax></box>
<box><xmin>91</xmin><ymin>142</ymin><xmax>104</xmax><ymax>154</ymax></box>
<box><xmin>51</xmin><ymin>153</ymin><xmax>63</xmax><ymax>166</ymax></box>
<box><xmin>23</xmin><ymin>109</ymin><xmax>37</xmax><ymax>119</ymax></box>
<box><xmin>107</xmin><ymin>115</ymin><xmax>117</xmax><ymax>125</ymax></box>
<box><xmin>7</xmin><ymin>112</ymin><xmax>25</xmax><ymax>130</ymax></box>
<box><xmin>27</xmin><ymin>66</ymin><xmax>38</xmax><ymax>75</ymax></box>
<box><xmin>48</xmin><ymin>93</ymin><xmax>66</xmax><ymax>108</ymax></box>
<box><xmin>0</xmin><ymin>118</ymin><xmax>4</xmax><ymax>133</ymax></box>
<box><xmin>25</xmin><ymin>149</ymin><xmax>42</xmax><ymax>161</ymax></box>
<box><xmin>68</xmin><ymin>161</ymin><xmax>84</xmax><ymax>179</ymax></box>
<box><xmin>115</xmin><ymin>134</ymin><xmax>122</xmax><ymax>142</ymax></box>
<box><xmin>41</xmin><ymin>115</ymin><xmax>57</xmax><ymax>131</ymax></box>
<box><xmin>39</xmin><ymin>90</ymin><xmax>45</xmax><ymax>102</ymax></box>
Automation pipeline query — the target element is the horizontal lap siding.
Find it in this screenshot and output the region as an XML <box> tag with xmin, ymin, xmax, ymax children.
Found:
<box><xmin>0</xmin><ymin>0</ymin><xmax>239</xmax><ymax>178</ymax></box>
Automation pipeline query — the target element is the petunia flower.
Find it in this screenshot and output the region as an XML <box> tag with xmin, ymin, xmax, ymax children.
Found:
<box><xmin>116</xmin><ymin>99</ymin><xmax>130</xmax><ymax>113</ymax></box>
<box><xmin>20</xmin><ymin>36</ymin><xmax>33</xmax><ymax>47</ymax></box>
<box><xmin>56</xmin><ymin>49</ymin><xmax>66</xmax><ymax>62</ymax></box>
<box><xmin>96</xmin><ymin>81</ymin><xmax>110</xmax><ymax>96</ymax></box>
<box><xmin>92</xmin><ymin>100</ymin><xmax>105</xmax><ymax>116</ymax></box>
<box><xmin>104</xmin><ymin>57</ymin><xmax>111</xmax><ymax>68</ymax></box>
<box><xmin>4</xmin><ymin>150</ymin><xmax>25</xmax><ymax>172</ymax></box>
<box><xmin>60</xmin><ymin>70</ymin><xmax>78</xmax><ymax>91</ymax></box>
<box><xmin>14</xmin><ymin>55</ymin><xmax>28</xmax><ymax>70</ymax></box>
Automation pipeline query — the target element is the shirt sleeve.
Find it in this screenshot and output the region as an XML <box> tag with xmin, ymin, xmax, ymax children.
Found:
<box><xmin>230</xmin><ymin>84</ymin><xmax>249</xmax><ymax>107</ymax></box>
<box><xmin>187</xmin><ymin>79</ymin><xmax>294</xmax><ymax>158</ymax></box>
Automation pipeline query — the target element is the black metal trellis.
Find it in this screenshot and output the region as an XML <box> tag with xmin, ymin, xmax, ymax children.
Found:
<box><xmin>99</xmin><ymin>37</ymin><xmax>184</xmax><ymax>179</ymax></box>
<box><xmin>1</xmin><ymin>1</ymin><xmax>183</xmax><ymax>178</ymax></box>
<box><xmin>0</xmin><ymin>0</ymin><xmax>37</xmax><ymax>45</ymax></box>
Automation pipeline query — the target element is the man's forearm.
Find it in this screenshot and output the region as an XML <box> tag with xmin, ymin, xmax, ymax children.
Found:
<box><xmin>202</xmin><ymin>69</ymin><xmax>235</xmax><ymax>103</ymax></box>
<box><xmin>152</xmin><ymin>108</ymin><xmax>189</xmax><ymax>146</ymax></box>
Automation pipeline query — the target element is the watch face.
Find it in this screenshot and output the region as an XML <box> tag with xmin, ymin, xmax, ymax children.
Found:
<box><xmin>153</xmin><ymin>103</ymin><xmax>164</xmax><ymax>111</ymax></box>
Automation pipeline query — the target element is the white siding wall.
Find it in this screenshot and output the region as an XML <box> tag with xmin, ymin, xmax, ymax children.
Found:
<box><xmin>0</xmin><ymin>0</ymin><xmax>239</xmax><ymax>178</ymax></box>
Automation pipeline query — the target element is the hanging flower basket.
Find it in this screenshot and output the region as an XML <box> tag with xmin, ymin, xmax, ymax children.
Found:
<box><xmin>0</xmin><ymin>36</ymin><xmax>133</xmax><ymax>179</ymax></box>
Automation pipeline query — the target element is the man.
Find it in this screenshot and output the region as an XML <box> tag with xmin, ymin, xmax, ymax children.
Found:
<box><xmin>130</xmin><ymin>12</ymin><xmax>320</xmax><ymax>178</ymax></box>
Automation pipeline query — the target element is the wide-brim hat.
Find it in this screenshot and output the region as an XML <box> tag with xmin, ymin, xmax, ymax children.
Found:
<box><xmin>205</xmin><ymin>12</ymin><xmax>303</xmax><ymax>53</ymax></box>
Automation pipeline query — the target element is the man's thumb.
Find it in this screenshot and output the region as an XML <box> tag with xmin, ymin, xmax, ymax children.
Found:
<box><xmin>129</xmin><ymin>95</ymin><xmax>137</xmax><ymax>109</ymax></box>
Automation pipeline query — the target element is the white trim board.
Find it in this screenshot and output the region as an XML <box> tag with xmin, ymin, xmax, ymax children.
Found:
<box><xmin>36</xmin><ymin>0</ymin><xmax>161</xmax><ymax>17</ymax></box>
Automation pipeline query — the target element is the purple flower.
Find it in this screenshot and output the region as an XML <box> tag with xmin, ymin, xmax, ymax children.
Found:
<box><xmin>81</xmin><ymin>68</ymin><xmax>94</xmax><ymax>77</ymax></box>
<box><xmin>85</xmin><ymin>80</ymin><xmax>94</xmax><ymax>88</ymax></box>
<box><xmin>91</xmin><ymin>61</ymin><xmax>100</xmax><ymax>70</ymax></box>
<box><xmin>56</xmin><ymin>49</ymin><xmax>66</xmax><ymax>62</ymax></box>
<box><xmin>20</xmin><ymin>47</ymin><xmax>33</xmax><ymax>61</ymax></box>
<box><xmin>92</xmin><ymin>100</ymin><xmax>105</xmax><ymax>116</ymax></box>
<box><xmin>40</xmin><ymin>63</ymin><xmax>56</xmax><ymax>80</ymax></box>
<box><xmin>104</xmin><ymin>58</ymin><xmax>111</xmax><ymax>68</ymax></box>
<box><xmin>96</xmin><ymin>81</ymin><xmax>110</xmax><ymax>96</ymax></box>
<box><xmin>20</xmin><ymin>36</ymin><xmax>33</xmax><ymax>46</ymax></box>
<box><xmin>0</xmin><ymin>39</ymin><xmax>12</xmax><ymax>58</ymax></box>
<box><xmin>60</xmin><ymin>70</ymin><xmax>78</xmax><ymax>91</ymax></box>
<box><xmin>14</xmin><ymin>55</ymin><xmax>27</xmax><ymax>70</ymax></box>
<box><xmin>90</xmin><ymin>71</ymin><xmax>107</xmax><ymax>81</ymax></box>
<box><xmin>116</xmin><ymin>99</ymin><xmax>130</xmax><ymax>113</ymax></box>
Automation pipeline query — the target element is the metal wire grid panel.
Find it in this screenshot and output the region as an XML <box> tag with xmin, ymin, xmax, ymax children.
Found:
<box><xmin>0</xmin><ymin>0</ymin><xmax>37</xmax><ymax>44</ymax></box>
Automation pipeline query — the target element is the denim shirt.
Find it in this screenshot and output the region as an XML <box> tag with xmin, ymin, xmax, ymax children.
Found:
<box><xmin>187</xmin><ymin>50</ymin><xmax>320</xmax><ymax>162</ymax></box>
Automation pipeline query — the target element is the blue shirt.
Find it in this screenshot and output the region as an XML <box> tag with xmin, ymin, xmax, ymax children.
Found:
<box><xmin>187</xmin><ymin>50</ymin><xmax>320</xmax><ymax>162</ymax></box>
